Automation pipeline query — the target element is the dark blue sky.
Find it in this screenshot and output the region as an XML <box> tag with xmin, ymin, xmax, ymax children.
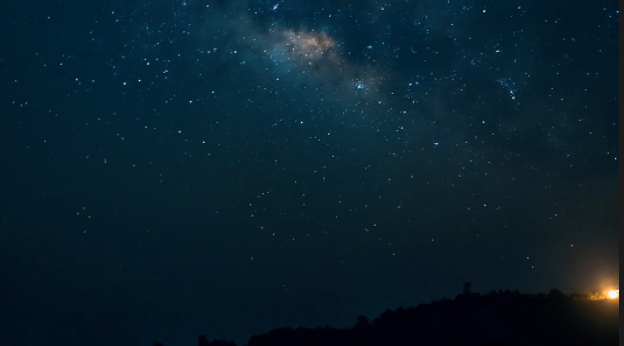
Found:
<box><xmin>0</xmin><ymin>0</ymin><xmax>619</xmax><ymax>345</ymax></box>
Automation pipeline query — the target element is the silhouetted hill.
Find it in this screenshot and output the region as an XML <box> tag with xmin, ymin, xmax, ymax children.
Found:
<box><xmin>156</xmin><ymin>286</ymin><xmax>619</xmax><ymax>346</ymax></box>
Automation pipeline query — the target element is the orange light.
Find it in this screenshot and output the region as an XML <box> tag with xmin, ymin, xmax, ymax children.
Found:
<box><xmin>607</xmin><ymin>290</ymin><xmax>619</xmax><ymax>299</ymax></box>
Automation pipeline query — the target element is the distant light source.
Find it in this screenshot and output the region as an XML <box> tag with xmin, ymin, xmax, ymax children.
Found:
<box><xmin>607</xmin><ymin>290</ymin><xmax>619</xmax><ymax>299</ymax></box>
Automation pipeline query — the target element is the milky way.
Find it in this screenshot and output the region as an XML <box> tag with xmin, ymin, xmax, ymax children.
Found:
<box><xmin>0</xmin><ymin>0</ymin><xmax>618</xmax><ymax>345</ymax></box>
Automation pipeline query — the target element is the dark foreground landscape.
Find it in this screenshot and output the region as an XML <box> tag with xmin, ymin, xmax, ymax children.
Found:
<box><xmin>154</xmin><ymin>286</ymin><xmax>619</xmax><ymax>346</ymax></box>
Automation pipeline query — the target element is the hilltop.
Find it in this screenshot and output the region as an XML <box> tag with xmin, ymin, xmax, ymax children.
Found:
<box><xmin>156</xmin><ymin>286</ymin><xmax>619</xmax><ymax>346</ymax></box>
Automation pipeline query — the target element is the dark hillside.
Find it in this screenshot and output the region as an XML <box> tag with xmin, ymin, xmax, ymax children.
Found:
<box><xmin>156</xmin><ymin>287</ymin><xmax>619</xmax><ymax>346</ymax></box>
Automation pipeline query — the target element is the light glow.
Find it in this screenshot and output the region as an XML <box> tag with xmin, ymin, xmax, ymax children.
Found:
<box><xmin>607</xmin><ymin>289</ymin><xmax>619</xmax><ymax>299</ymax></box>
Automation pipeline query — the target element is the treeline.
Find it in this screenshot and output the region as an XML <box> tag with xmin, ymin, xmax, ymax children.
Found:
<box><xmin>155</xmin><ymin>285</ymin><xmax>619</xmax><ymax>346</ymax></box>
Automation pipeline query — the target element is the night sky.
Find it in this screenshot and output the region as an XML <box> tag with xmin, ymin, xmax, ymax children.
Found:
<box><xmin>0</xmin><ymin>0</ymin><xmax>619</xmax><ymax>345</ymax></box>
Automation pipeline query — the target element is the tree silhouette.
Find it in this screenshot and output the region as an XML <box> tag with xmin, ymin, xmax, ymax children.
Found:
<box><xmin>354</xmin><ymin>315</ymin><xmax>370</xmax><ymax>329</ymax></box>
<box><xmin>198</xmin><ymin>335</ymin><xmax>209</xmax><ymax>346</ymax></box>
<box><xmin>152</xmin><ymin>287</ymin><xmax>618</xmax><ymax>346</ymax></box>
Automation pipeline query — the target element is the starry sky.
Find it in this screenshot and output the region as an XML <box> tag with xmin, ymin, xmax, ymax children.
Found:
<box><xmin>0</xmin><ymin>0</ymin><xmax>619</xmax><ymax>345</ymax></box>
